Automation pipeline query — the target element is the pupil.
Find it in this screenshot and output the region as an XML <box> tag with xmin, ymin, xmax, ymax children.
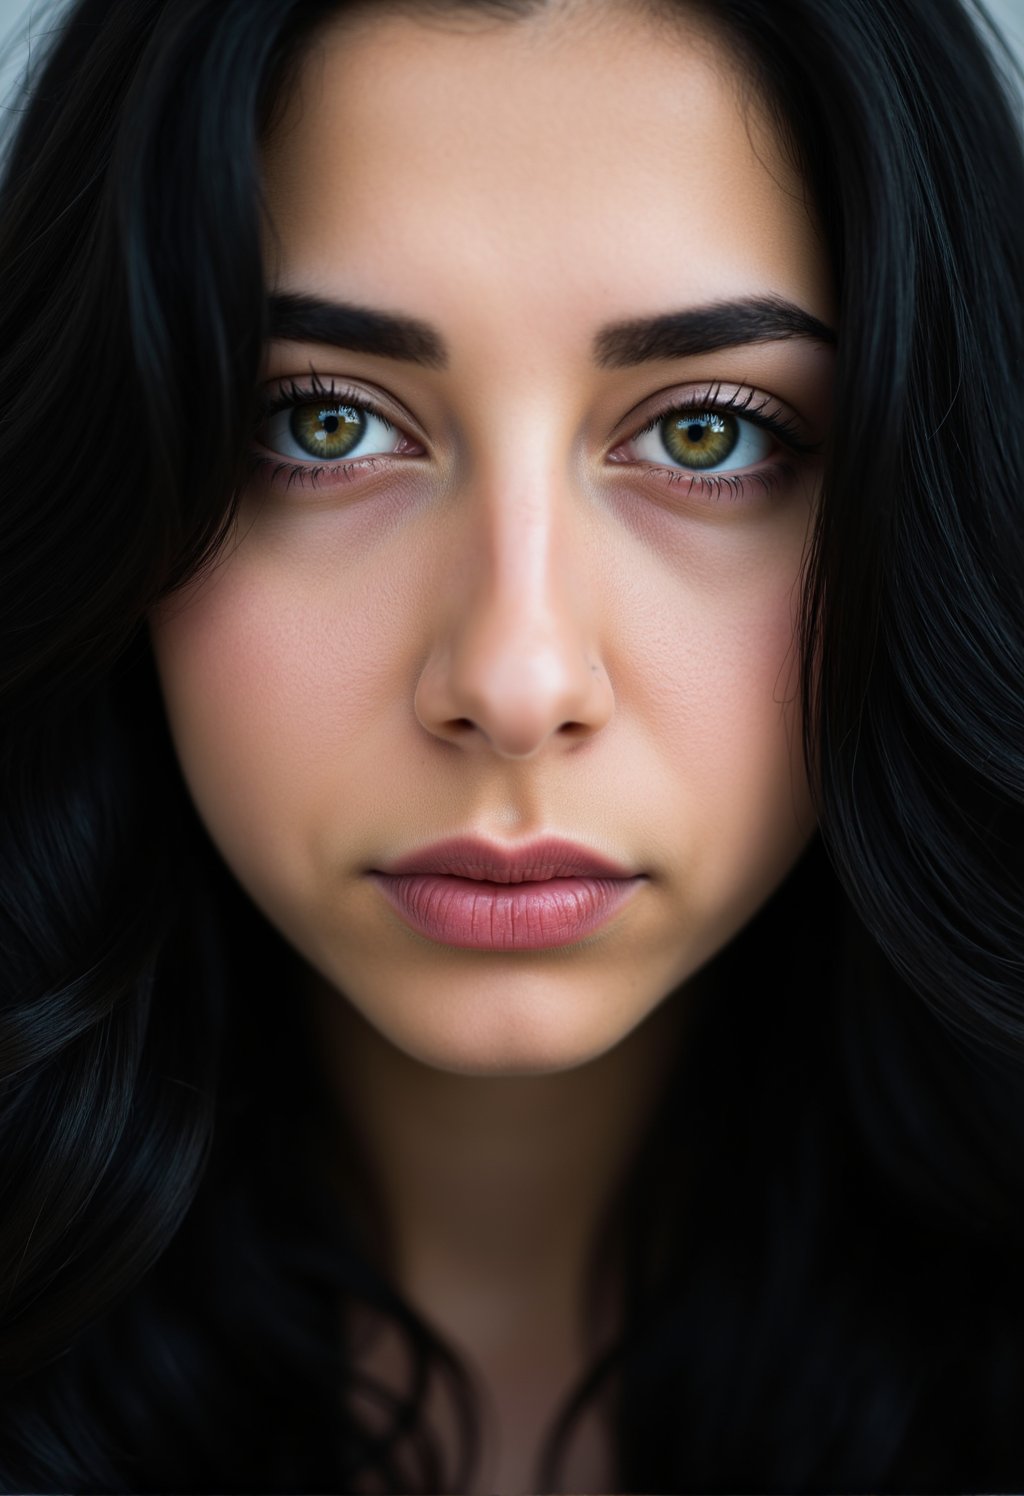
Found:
<box><xmin>686</xmin><ymin>422</ymin><xmax>706</xmax><ymax>443</ymax></box>
<box><xmin>322</xmin><ymin>415</ymin><xmax>340</xmax><ymax>434</ymax></box>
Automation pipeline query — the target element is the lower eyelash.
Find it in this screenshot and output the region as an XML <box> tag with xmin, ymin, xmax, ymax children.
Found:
<box><xmin>248</xmin><ymin>377</ymin><xmax>810</xmax><ymax>500</ymax></box>
<box><xmin>656</xmin><ymin>461</ymin><xmax>796</xmax><ymax>503</ymax></box>
<box><xmin>247</xmin><ymin>452</ymin><xmax>386</xmax><ymax>490</ymax></box>
<box><xmin>251</xmin><ymin>376</ymin><xmax>399</xmax><ymax>486</ymax></box>
<box><xmin>624</xmin><ymin>386</ymin><xmax>815</xmax><ymax>502</ymax></box>
<box><xmin>247</xmin><ymin>454</ymin><xmax>798</xmax><ymax>502</ymax></box>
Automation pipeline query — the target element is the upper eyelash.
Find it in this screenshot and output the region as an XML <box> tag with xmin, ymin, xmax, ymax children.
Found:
<box><xmin>254</xmin><ymin>371</ymin><xmax>390</xmax><ymax>428</ymax></box>
<box><xmin>628</xmin><ymin>380</ymin><xmax>820</xmax><ymax>458</ymax></box>
<box><xmin>250</xmin><ymin>374</ymin><xmax>818</xmax><ymax>494</ymax></box>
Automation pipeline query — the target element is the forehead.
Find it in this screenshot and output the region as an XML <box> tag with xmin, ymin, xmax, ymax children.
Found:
<box><xmin>260</xmin><ymin>3</ymin><xmax>834</xmax><ymax>352</ymax></box>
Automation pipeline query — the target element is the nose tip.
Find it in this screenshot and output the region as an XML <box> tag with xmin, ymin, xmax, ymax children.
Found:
<box><xmin>414</xmin><ymin>629</ymin><xmax>614</xmax><ymax>759</ymax></box>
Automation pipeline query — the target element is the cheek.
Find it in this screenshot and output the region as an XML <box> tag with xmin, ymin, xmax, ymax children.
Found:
<box><xmin>704</xmin><ymin>605</ymin><xmax>810</xmax><ymax>883</ymax></box>
<box><xmin>147</xmin><ymin>546</ymin><xmax>403</xmax><ymax>900</ymax></box>
<box><xmin>707</xmin><ymin>594</ymin><xmax>813</xmax><ymax>918</ymax></box>
<box><xmin>687</xmin><ymin>585</ymin><xmax>804</xmax><ymax>819</ymax></box>
<box><xmin>631</xmin><ymin>504</ymin><xmax>816</xmax><ymax>926</ymax></box>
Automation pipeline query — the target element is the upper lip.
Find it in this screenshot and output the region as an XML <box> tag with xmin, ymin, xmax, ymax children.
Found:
<box><xmin>371</xmin><ymin>835</ymin><xmax>639</xmax><ymax>883</ymax></box>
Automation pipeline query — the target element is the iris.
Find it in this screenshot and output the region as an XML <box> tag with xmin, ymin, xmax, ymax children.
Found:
<box><xmin>291</xmin><ymin>403</ymin><xmax>366</xmax><ymax>458</ymax></box>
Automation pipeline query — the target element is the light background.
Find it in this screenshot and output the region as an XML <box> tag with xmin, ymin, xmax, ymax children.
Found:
<box><xmin>1</xmin><ymin>0</ymin><xmax>1023</xmax><ymax>113</ymax></box>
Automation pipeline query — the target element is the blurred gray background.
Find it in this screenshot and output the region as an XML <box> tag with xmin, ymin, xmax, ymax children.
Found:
<box><xmin>0</xmin><ymin>0</ymin><xmax>1022</xmax><ymax>131</ymax></box>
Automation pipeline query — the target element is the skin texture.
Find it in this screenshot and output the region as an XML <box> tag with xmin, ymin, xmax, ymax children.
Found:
<box><xmin>148</xmin><ymin>3</ymin><xmax>835</xmax><ymax>1486</ymax></box>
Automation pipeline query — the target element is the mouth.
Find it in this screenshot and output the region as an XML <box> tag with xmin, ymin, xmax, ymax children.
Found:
<box><xmin>367</xmin><ymin>834</ymin><xmax>645</xmax><ymax>951</ymax></box>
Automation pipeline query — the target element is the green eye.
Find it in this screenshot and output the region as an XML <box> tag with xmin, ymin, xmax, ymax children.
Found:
<box><xmin>630</xmin><ymin>404</ymin><xmax>773</xmax><ymax>476</ymax></box>
<box><xmin>290</xmin><ymin>403</ymin><xmax>366</xmax><ymax>459</ymax></box>
<box><xmin>660</xmin><ymin>412</ymin><xmax>739</xmax><ymax>469</ymax></box>
<box><xmin>256</xmin><ymin>391</ymin><xmax>404</xmax><ymax>467</ymax></box>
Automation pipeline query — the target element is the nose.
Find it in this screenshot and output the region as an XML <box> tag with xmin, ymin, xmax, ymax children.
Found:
<box><xmin>413</xmin><ymin>458</ymin><xmax>615</xmax><ymax>760</ymax></box>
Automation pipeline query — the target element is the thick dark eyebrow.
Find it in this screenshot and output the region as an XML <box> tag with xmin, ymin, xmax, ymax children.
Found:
<box><xmin>268</xmin><ymin>292</ymin><xmax>449</xmax><ymax>369</ymax></box>
<box><xmin>592</xmin><ymin>295</ymin><xmax>836</xmax><ymax>367</ymax></box>
<box><xmin>267</xmin><ymin>290</ymin><xmax>835</xmax><ymax>373</ymax></box>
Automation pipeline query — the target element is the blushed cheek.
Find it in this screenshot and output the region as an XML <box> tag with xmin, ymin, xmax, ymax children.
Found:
<box><xmin>147</xmin><ymin>561</ymin><xmax>336</xmax><ymax>897</ymax></box>
<box><xmin>148</xmin><ymin>578</ymin><xmax>289</xmax><ymax>890</ymax></box>
<box><xmin>632</xmin><ymin>505</ymin><xmax>817</xmax><ymax>922</ymax></box>
<box><xmin>692</xmin><ymin>576</ymin><xmax>815</xmax><ymax>911</ymax></box>
<box><xmin>146</xmin><ymin>534</ymin><xmax>432</xmax><ymax>921</ymax></box>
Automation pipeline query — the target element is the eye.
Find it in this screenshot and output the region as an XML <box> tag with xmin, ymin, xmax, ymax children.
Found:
<box><xmin>628</xmin><ymin>407</ymin><xmax>773</xmax><ymax>473</ymax></box>
<box><xmin>257</xmin><ymin>398</ymin><xmax>406</xmax><ymax>464</ymax></box>
<box><xmin>610</xmin><ymin>385</ymin><xmax>819</xmax><ymax>505</ymax></box>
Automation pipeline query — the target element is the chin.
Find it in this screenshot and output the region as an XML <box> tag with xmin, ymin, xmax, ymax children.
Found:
<box><xmin>392</xmin><ymin>1032</ymin><xmax>618</xmax><ymax>1079</ymax></box>
<box><xmin>371</xmin><ymin>995</ymin><xmax>636</xmax><ymax>1078</ymax></box>
<box><xmin>319</xmin><ymin>954</ymin><xmax>662</xmax><ymax>1079</ymax></box>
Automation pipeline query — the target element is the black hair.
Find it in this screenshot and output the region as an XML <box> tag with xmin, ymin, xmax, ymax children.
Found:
<box><xmin>0</xmin><ymin>0</ymin><xmax>1021</xmax><ymax>1489</ymax></box>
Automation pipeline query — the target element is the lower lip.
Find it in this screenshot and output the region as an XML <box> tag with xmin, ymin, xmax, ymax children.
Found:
<box><xmin>367</xmin><ymin>872</ymin><xmax>645</xmax><ymax>951</ymax></box>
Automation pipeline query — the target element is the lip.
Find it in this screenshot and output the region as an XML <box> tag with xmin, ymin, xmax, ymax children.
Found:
<box><xmin>367</xmin><ymin>835</ymin><xmax>646</xmax><ymax>951</ymax></box>
<box><xmin>371</xmin><ymin>834</ymin><xmax>638</xmax><ymax>883</ymax></box>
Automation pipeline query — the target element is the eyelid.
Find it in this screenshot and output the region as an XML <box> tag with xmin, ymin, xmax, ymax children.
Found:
<box><xmin>611</xmin><ymin>380</ymin><xmax>820</xmax><ymax>458</ymax></box>
<box><xmin>249</xmin><ymin>374</ymin><xmax>820</xmax><ymax>505</ymax></box>
<box><xmin>256</xmin><ymin>372</ymin><xmax>428</xmax><ymax>450</ymax></box>
<box><xmin>258</xmin><ymin>373</ymin><xmax>816</xmax><ymax>457</ymax></box>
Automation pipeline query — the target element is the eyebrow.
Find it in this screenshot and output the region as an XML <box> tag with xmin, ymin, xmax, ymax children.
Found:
<box><xmin>267</xmin><ymin>291</ymin><xmax>836</xmax><ymax>371</ymax></box>
<box><xmin>269</xmin><ymin>293</ymin><xmax>448</xmax><ymax>368</ymax></box>
<box><xmin>592</xmin><ymin>295</ymin><xmax>836</xmax><ymax>366</ymax></box>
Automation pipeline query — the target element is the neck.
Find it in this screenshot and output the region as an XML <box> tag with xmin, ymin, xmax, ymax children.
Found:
<box><xmin>308</xmin><ymin>970</ymin><xmax>690</xmax><ymax>1359</ymax></box>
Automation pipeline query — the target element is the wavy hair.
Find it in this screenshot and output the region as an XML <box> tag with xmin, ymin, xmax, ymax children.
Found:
<box><xmin>0</xmin><ymin>0</ymin><xmax>1021</xmax><ymax>1488</ymax></box>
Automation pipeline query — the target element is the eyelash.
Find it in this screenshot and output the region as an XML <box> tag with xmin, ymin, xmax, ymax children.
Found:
<box><xmin>624</xmin><ymin>382</ymin><xmax>816</xmax><ymax>502</ymax></box>
<box><xmin>249</xmin><ymin>374</ymin><xmax>406</xmax><ymax>491</ymax></box>
<box><xmin>249</xmin><ymin>372</ymin><xmax>817</xmax><ymax>503</ymax></box>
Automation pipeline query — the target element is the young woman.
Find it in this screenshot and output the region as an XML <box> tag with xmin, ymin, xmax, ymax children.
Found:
<box><xmin>0</xmin><ymin>0</ymin><xmax>1021</xmax><ymax>1490</ymax></box>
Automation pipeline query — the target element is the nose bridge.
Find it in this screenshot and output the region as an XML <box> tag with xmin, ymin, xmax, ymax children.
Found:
<box><xmin>414</xmin><ymin>422</ymin><xmax>614</xmax><ymax>758</ymax></box>
<box><xmin>476</xmin><ymin>443</ymin><xmax>577</xmax><ymax>636</ymax></box>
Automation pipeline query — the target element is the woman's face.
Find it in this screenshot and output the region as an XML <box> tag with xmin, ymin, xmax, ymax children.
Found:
<box><xmin>148</xmin><ymin>0</ymin><xmax>835</xmax><ymax>1076</ymax></box>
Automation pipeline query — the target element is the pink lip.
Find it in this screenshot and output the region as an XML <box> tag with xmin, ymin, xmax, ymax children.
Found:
<box><xmin>371</xmin><ymin>834</ymin><xmax>637</xmax><ymax>882</ymax></box>
<box><xmin>367</xmin><ymin>835</ymin><xmax>645</xmax><ymax>951</ymax></box>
